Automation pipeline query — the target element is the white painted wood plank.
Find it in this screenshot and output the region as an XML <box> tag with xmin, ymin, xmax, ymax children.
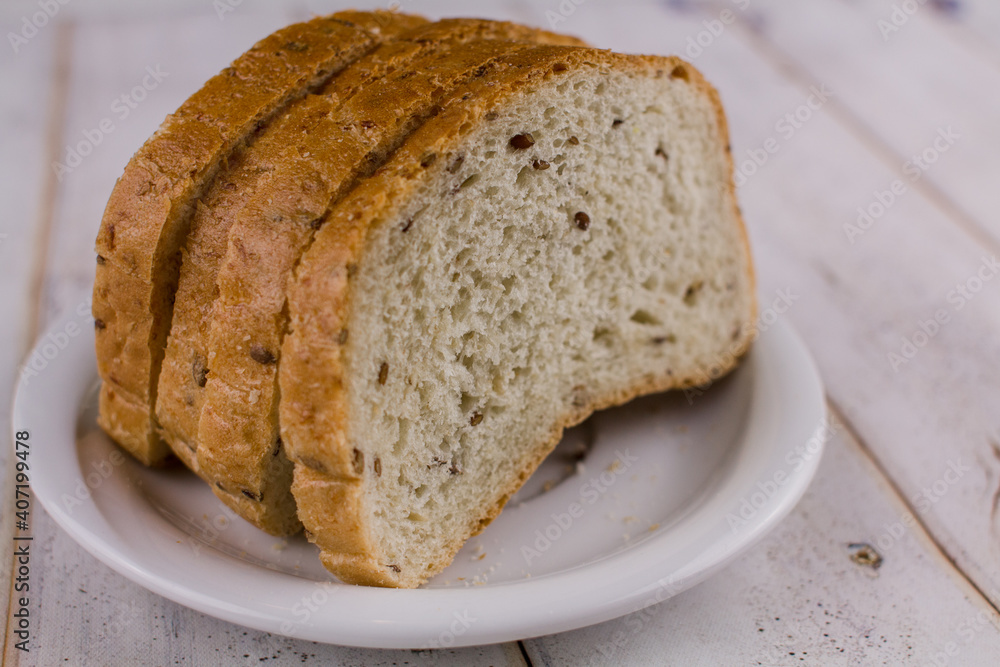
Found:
<box><xmin>737</xmin><ymin>0</ymin><xmax>1000</xmax><ymax>248</ymax></box>
<box><xmin>849</xmin><ymin>0</ymin><xmax>1000</xmax><ymax>71</ymax></box>
<box><xmin>693</xmin><ymin>0</ymin><xmax>1000</xmax><ymax>607</ymax></box>
<box><xmin>0</xmin><ymin>14</ymin><xmax>57</xmax><ymax>379</ymax></box>
<box><xmin>721</xmin><ymin>6</ymin><xmax>1000</xmax><ymax>612</ymax></box>
<box><xmin>0</xmin><ymin>0</ymin><xmax>267</xmax><ymax>22</ymax></box>
<box><xmin>526</xmin><ymin>423</ymin><xmax>1000</xmax><ymax>666</ymax></box>
<box><xmin>0</xmin><ymin>16</ymin><xmax>59</xmax><ymax>662</ymax></box>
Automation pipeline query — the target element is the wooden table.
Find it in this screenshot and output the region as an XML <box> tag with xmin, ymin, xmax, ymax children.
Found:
<box><xmin>3</xmin><ymin>0</ymin><xmax>1000</xmax><ymax>663</ymax></box>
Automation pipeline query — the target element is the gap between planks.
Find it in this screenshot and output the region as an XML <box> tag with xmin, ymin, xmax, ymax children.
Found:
<box><xmin>828</xmin><ymin>399</ymin><xmax>1000</xmax><ymax>618</ymax></box>
<box><xmin>517</xmin><ymin>639</ymin><xmax>535</xmax><ymax>666</ymax></box>
<box><xmin>1</xmin><ymin>19</ymin><xmax>74</xmax><ymax>667</ymax></box>
<box><xmin>713</xmin><ymin>2</ymin><xmax>1000</xmax><ymax>262</ymax></box>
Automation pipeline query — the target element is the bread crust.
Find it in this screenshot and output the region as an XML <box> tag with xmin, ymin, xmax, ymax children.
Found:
<box><xmin>281</xmin><ymin>47</ymin><xmax>757</xmax><ymax>587</ymax></box>
<box><xmin>93</xmin><ymin>11</ymin><xmax>426</xmax><ymax>466</ymax></box>
<box><xmin>189</xmin><ymin>24</ymin><xmax>587</xmax><ymax>535</ymax></box>
<box><xmin>155</xmin><ymin>14</ymin><xmax>432</xmax><ymax>479</ymax></box>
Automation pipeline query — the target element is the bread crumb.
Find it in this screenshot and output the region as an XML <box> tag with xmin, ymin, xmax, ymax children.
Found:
<box><xmin>623</xmin><ymin>515</ymin><xmax>638</xmax><ymax>524</ymax></box>
<box><xmin>541</xmin><ymin>480</ymin><xmax>555</xmax><ymax>493</ymax></box>
<box><xmin>272</xmin><ymin>540</ymin><xmax>288</xmax><ymax>551</ymax></box>
<box><xmin>677</xmin><ymin>424</ymin><xmax>689</xmax><ymax>433</ymax></box>
<box><xmin>648</xmin><ymin>523</ymin><xmax>660</xmax><ymax>532</ymax></box>
<box><xmin>607</xmin><ymin>459</ymin><xmax>622</xmax><ymax>473</ymax></box>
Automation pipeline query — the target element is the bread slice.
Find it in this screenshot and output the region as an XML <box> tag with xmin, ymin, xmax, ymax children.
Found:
<box><xmin>156</xmin><ymin>13</ymin><xmax>454</xmax><ymax>475</ymax></box>
<box><xmin>92</xmin><ymin>11</ymin><xmax>426</xmax><ymax>466</ymax></box>
<box><xmin>189</xmin><ymin>24</ymin><xmax>586</xmax><ymax>535</ymax></box>
<box><xmin>280</xmin><ymin>47</ymin><xmax>756</xmax><ymax>587</ymax></box>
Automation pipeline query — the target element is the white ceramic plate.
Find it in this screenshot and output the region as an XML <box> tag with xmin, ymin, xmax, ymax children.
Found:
<box><xmin>15</xmin><ymin>308</ymin><xmax>825</xmax><ymax>649</ymax></box>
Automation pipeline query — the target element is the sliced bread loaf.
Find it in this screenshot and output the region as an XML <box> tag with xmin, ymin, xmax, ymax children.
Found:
<box><xmin>92</xmin><ymin>11</ymin><xmax>425</xmax><ymax>466</ymax></box>
<box><xmin>280</xmin><ymin>47</ymin><xmax>756</xmax><ymax>587</ymax></box>
<box><xmin>182</xmin><ymin>24</ymin><xmax>585</xmax><ymax>534</ymax></box>
<box><xmin>156</xmin><ymin>14</ymin><xmax>479</xmax><ymax>475</ymax></box>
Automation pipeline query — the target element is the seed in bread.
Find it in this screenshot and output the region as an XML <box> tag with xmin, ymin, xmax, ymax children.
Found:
<box><xmin>280</xmin><ymin>47</ymin><xmax>756</xmax><ymax>587</ymax></box>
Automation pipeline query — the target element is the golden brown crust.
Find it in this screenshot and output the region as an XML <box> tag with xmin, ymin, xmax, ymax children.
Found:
<box><xmin>281</xmin><ymin>47</ymin><xmax>757</xmax><ymax>587</ymax></box>
<box><xmin>191</xmin><ymin>25</ymin><xmax>588</xmax><ymax>535</ymax></box>
<box><xmin>93</xmin><ymin>11</ymin><xmax>427</xmax><ymax>466</ymax></box>
<box><xmin>156</xmin><ymin>18</ymin><xmax>582</xmax><ymax>475</ymax></box>
<box><xmin>155</xmin><ymin>14</ymin><xmax>432</xmax><ymax>479</ymax></box>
